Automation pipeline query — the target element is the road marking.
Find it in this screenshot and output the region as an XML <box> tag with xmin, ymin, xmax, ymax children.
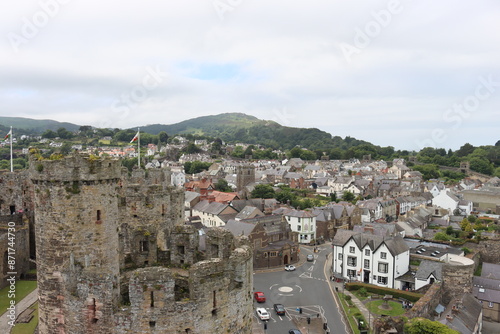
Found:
<box><xmin>300</xmin><ymin>272</ymin><xmax>312</xmax><ymax>279</ymax></box>
<box><xmin>308</xmin><ymin>265</ymin><xmax>314</xmax><ymax>271</ymax></box>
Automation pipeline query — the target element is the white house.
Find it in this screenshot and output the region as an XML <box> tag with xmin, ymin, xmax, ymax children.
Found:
<box><xmin>332</xmin><ymin>230</ymin><xmax>410</xmax><ymax>289</ymax></box>
<box><xmin>273</xmin><ymin>208</ymin><xmax>317</xmax><ymax>244</ymax></box>
<box><xmin>171</xmin><ymin>171</ymin><xmax>186</xmax><ymax>187</ymax></box>
<box><xmin>192</xmin><ymin>200</ymin><xmax>238</xmax><ymax>227</ymax></box>
<box><xmin>432</xmin><ymin>190</ymin><xmax>472</xmax><ymax>215</ymax></box>
<box><xmin>414</xmin><ymin>260</ymin><xmax>443</xmax><ymax>290</ymax></box>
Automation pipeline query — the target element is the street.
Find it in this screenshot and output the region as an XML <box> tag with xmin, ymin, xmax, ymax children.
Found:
<box><xmin>253</xmin><ymin>245</ymin><xmax>349</xmax><ymax>334</ymax></box>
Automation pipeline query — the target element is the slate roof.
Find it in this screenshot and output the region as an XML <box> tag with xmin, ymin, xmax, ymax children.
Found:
<box><xmin>473</xmin><ymin>276</ymin><xmax>500</xmax><ymax>304</ymax></box>
<box><xmin>332</xmin><ymin>230</ymin><xmax>409</xmax><ymax>256</ymax></box>
<box><xmin>272</xmin><ymin>207</ymin><xmax>317</xmax><ymax>218</ymax></box>
<box><xmin>439</xmin><ymin>293</ymin><xmax>482</xmax><ymax>334</ymax></box>
<box><xmin>185</xmin><ymin>191</ymin><xmax>200</xmax><ymax>203</ymax></box>
<box><xmin>223</xmin><ymin>219</ymin><xmax>256</xmax><ymax>237</ymax></box>
<box><xmin>235</xmin><ymin>206</ymin><xmax>263</xmax><ymax>220</ymax></box>
<box><xmin>481</xmin><ymin>262</ymin><xmax>500</xmax><ymax>280</ymax></box>
<box><xmin>193</xmin><ymin>200</ymin><xmax>230</xmax><ymax>215</ymax></box>
<box><xmin>415</xmin><ymin>260</ymin><xmax>443</xmax><ymax>280</ymax></box>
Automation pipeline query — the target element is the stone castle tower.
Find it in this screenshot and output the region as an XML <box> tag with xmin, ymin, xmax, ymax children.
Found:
<box><xmin>29</xmin><ymin>153</ymin><xmax>253</xmax><ymax>334</ymax></box>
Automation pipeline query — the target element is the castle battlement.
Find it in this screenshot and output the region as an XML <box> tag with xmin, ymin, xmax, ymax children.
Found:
<box><xmin>29</xmin><ymin>153</ymin><xmax>122</xmax><ymax>182</ymax></box>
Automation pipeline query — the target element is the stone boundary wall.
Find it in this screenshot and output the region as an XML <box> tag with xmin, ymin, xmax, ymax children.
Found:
<box><xmin>406</xmin><ymin>282</ymin><xmax>442</xmax><ymax>319</ymax></box>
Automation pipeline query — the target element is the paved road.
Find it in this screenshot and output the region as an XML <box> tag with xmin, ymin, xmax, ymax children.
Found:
<box><xmin>253</xmin><ymin>246</ymin><xmax>349</xmax><ymax>334</ymax></box>
<box><xmin>0</xmin><ymin>288</ymin><xmax>38</xmax><ymax>334</ymax></box>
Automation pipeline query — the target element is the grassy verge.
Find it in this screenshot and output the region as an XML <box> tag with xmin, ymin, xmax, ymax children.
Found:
<box><xmin>0</xmin><ymin>281</ymin><xmax>38</xmax><ymax>316</ymax></box>
<box><xmin>338</xmin><ymin>293</ymin><xmax>369</xmax><ymax>334</ymax></box>
<box><xmin>11</xmin><ymin>302</ymin><xmax>38</xmax><ymax>334</ymax></box>
<box><xmin>365</xmin><ymin>300</ymin><xmax>405</xmax><ymax>316</ymax></box>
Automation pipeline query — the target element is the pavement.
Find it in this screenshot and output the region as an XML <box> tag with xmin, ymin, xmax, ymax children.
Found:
<box><xmin>325</xmin><ymin>253</ymin><xmax>373</xmax><ymax>332</ymax></box>
<box><xmin>0</xmin><ymin>288</ymin><xmax>38</xmax><ymax>334</ymax></box>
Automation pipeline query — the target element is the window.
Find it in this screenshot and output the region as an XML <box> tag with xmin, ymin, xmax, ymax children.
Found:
<box><xmin>338</xmin><ymin>253</ymin><xmax>343</xmax><ymax>260</ymax></box>
<box><xmin>347</xmin><ymin>269</ymin><xmax>356</xmax><ymax>277</ymax></box>
<box><xmin>377</xmin><ymin>276</ymin><xmax>388</xmax><ymax>285</ymax></box>
<box><xmin>349</xmin><ymin>246</ymin><xmax>355</xmax><ymax>253</ymax></box>
<box><xmin>347</xmin><ymin>256</ymin><xmax>357</xmax><ymax>267</ymax></box>
<box><xmin>380</xmin><ymin>252</ymin><xmax>387</xmax><ymax>259</ymax></box>
<box><xmin>364</xmin><ymin>259</ymin><xmax>370</xmax><ymax>269</ymax></box>
<box><xmin>270</xmin><ymin>252</ymin><xmax>277</xmax><ymax>257</ymax></box>
<box><xmin>140</xmin><ymin>240</ymin><xmax>149</xmax><ymax>252</ymax></box>
<box><xmin>489</xmin><ymin>302</ymin><xmax>494</xmax><ymax>308</ymax></box>
<box><xmin>378</xmin><ymin>262</ymin><xmax>388</xmax><ymax>273</ymax></box>
<box><xmin>297</xmin><ymin>226</ymin><xmax>301</xmax><ymax>231</ymax></box>
<box><xmin>365</xmin><ymin>249</ymin><xmax>370</xmax><ymax>256</ymax></box>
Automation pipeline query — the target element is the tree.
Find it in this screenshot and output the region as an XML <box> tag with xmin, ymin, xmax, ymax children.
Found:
<box><xmin>404</xmin><ymin>317</ymin><xmax>460</xmax><ymax>334</ymax></box>
<box><xmin>183</xmin><ymin>143</ymin><xmax>202</xmax><ymax>154</ymax></box>
<box><xmin>42</xmin><ymin>129</ymin><xmax>57</xmax><ymax>139</ymax></box>
<box><xmin>434</xmin><ymin>232</ymin><xmax>450</xmax><ymax>241</ymax></box>
<box><xmin>158</xmin><ymin>131</ymin><xmax>169</xmax><ymax>144</ymax></box>
<box><xmin>251</xmin><ymin>184</ymin><xmax>275</xmax><ymax>199</ymax></box>
<box><xmin>456</xmin><ymin>143</ymin><xmax>475</xmax><ymax>157</ymax></box>
<box><xmin>468</xmin><ymin>157</ymin><xmax>494</xmax><ymax>175</ymax></box>
<box><xmin>342</xmin><ymin>191</ymin><xmax>356</xmax><ymax>202</ymax></box>
<box><xmin>214</xmin><ymin>179</ymin><xmax>231</xmax><ymax>192</ymax></box>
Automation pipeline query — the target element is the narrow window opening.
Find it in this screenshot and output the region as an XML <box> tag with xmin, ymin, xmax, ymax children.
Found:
<box><xmin>96</xmin><ymin>210</ymin><xmax>101</xmax><ymax>221</ymax></box>
<box><xmin>10</xmin><ymin>205</ymin><xmax>16</xmax><ymax>215</ymax></box>
<box><xmin>91</xmin><ymin>298</ymin><xmax>99</xmax><ymax>323</ymax></box>
<box><xmin>150</xmin><ymin>291</ymin><xmax>154</xmax><ymax>308</ymax></box>
<box><xmin>140</xmin><ymin>240</ymin><xmax>149</xmax><ymax>252</ymax></box>
<box><xmin>162</xmin><ymin>204</ymin><xmax>165</xmax><ymax>216</ymax></box>
<box><xmin>149</xmin><ymin>321</ymin><xmax>156</xmax><ymax>327</ymax></box>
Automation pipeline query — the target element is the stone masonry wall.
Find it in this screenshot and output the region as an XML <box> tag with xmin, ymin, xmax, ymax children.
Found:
<box><xmin>441</xmin><ymin>262</ymin><xmax>475</xmax><ymax>305</ymax></box>
<box><xmin>406</xmin><ymin>283</ymin><xmax>443</xmax><ymax>319</ymax></box>
<box><xmin>29</xmin><ymin>153</ymin><xmax>253</xmax><ymax>334</ymax></box>
<box><xmin>0</xmin><ymin>214</ymin><xmax>30</xmax><ymax>289</ymax></box>
<box><xmin>30</xmin><ymin>154</ymin><xmax>122</xmax><ymax>334</ymax></box>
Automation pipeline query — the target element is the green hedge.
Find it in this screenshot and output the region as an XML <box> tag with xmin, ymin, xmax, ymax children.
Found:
<box><xmin>345</xmin><ymin>282</ymin><xmax>422</xmax><ymax>303</ymax></box>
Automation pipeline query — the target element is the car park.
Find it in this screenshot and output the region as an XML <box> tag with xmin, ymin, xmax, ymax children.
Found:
<box><xmin>273</xmin><ymin>303</ymin><xmax>286</xmax><ymax>315</ymax></box>
<box><xmin>256</xmin><ymin>307</ymin><xmax>270</xmax><ymax>320</ymax></box>
<box><xmin>254</xmin><ymin>291</ymin><xmax>266</xmax><ymax>303</ymax></box>
<box><xmin>285</xmin><ymin>264</ymin><xmax>296</xmax><ymax>271</ymax></box>
<box><xmin>307</xmin><ymin>254</ymin><xmax>314</xmax><ymax>262</ymax></box>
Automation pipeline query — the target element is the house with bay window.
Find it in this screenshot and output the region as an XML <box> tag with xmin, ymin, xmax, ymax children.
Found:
<box><xmin>332</xmin><ymin>230</ymin><xmax>410</xmax><ymax>289</ymax></box>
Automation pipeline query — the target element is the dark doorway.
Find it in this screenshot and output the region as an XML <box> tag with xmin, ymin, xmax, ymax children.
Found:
<box><xmin>363</xmin><ymin>270</ymin><xmax>370</xmax><ymax>283</ymax></box>
<box><xmin>283</xmin><ymin>254</ymin><xmax>289</xmax><ymax>265</ymax></box>
<box><xmin>10</xmin><ymin>205</ymin><xmax>15</xmax><ymax>215</ymax></box>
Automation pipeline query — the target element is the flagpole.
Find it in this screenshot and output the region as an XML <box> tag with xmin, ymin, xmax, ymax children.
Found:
<box><xmin>10</xmin><ymin>126</ymin><xmax>13</xmax><ymax>172</ymax></box>
<box><xmin>137</xmin><ymin>127</ymin><xmax>140</xmax><ymax>169</ymax></box>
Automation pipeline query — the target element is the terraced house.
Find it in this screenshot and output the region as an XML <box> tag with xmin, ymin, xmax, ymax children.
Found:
<box><xmin>332</xmin><ymin>230</ymin><xmax>410</xmax><ymax>289</ymax></box>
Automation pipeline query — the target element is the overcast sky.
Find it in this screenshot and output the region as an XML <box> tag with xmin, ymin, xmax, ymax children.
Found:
<box><xmin>1</xmin><ymin>1</ymin><xmax>499</xmax><ymax>151</ymax></box>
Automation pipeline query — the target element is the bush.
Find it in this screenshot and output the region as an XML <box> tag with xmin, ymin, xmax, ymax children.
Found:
<box><xmin>358</xmin><ymin>287</ymin><xmax>368</xmax><ymax>297</ymax></box>
<box><xmin>461</xmin><ymin>247</ymin><xmax>472</xmax><ymax>255</ymax></box>
<box><xmin>345</xmin><ymin>282</ymin><xmax>422</xmax><ymax>303</ymax></box>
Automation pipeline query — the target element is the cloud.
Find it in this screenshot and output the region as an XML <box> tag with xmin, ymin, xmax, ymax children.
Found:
<box><xmin>0</xmin><ymin>0</ymin><xmax>499</xmax><ymax>150</ymax></box>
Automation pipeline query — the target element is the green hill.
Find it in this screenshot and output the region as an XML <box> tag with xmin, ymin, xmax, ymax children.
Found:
<box><xmin>141</xmin><ymin>112</ymin><xmax>370</xmax><ymax>151</ymax></box>
<box><xmin>0</xmin><ymin>116</ymin><xmax>80</xmax><ymax>135</ymax></box>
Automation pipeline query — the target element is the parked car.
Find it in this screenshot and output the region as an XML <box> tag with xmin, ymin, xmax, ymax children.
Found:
<box><xmin>285</xmin><ymin>264</ymin><xmax>296</xmax><ymax>271</ymax></box>
<box><xmin>289</xmin><ymin>330</ymin><xmax>302</xmax><ymax>334</ymax></box>
<box><xmin>273</xmin><ymin>303</ymin><xmax>286</xmax><ymax>315</ymax></box>
<box><xmin>254</xmin><ymin>291</ymin><xmax>266</xmax><ymax>303</ymax></box>
<box><xmin>256</xmin><ymin>307</ymin><xmax>270</xmax><ymax>320</ymax></box>
<box><xmin>307</xmin><ymin>254</ymin><xmax>314</xmax><ymax>262</ymax></box>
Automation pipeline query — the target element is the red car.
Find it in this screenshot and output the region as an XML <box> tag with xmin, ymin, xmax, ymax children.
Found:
<box><xmin>254</xmin><ymin>291</ymin><xmax>266</xmax><ymax>303</ymax></box>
